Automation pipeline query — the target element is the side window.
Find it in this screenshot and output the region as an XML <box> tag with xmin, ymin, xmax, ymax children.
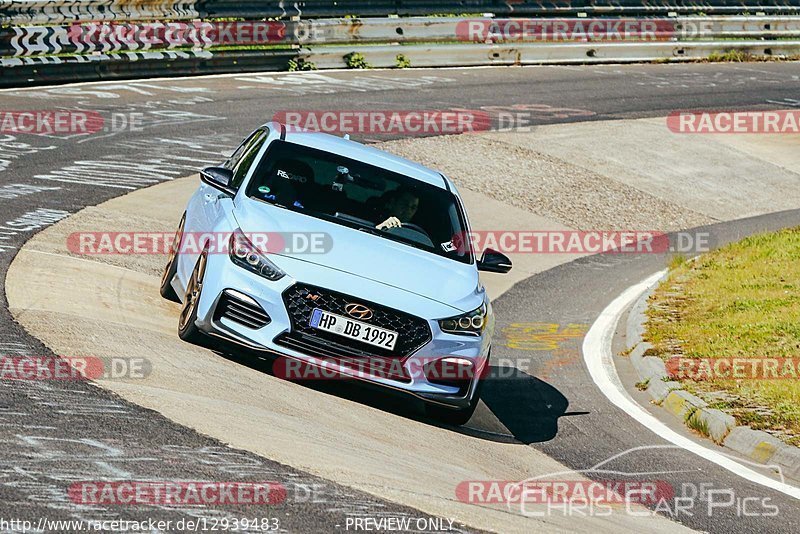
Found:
<box><xmin>230</xmin><ymin>131</ymin><xmax>268</xmax><ymax>190</ymax></box>
<box><xmin>224</xmin><ymin>129</ymin><xmax>263</xmax><ymax>171</ymax></box>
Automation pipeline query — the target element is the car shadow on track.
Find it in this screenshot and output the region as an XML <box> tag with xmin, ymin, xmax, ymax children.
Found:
<box><xmin>211</xmin><ymin>345</ymin><xmax>433</xmax><ymax>418</ymax></box>
<box><xmin>467</xmin><ymin>365</ymin><xmax>587</xmax><ymax>445</ymax></box>
<box><xmin>211</xmin><ymin>345</ymin><xmax>581</xmax><ymax>444</ymax></box>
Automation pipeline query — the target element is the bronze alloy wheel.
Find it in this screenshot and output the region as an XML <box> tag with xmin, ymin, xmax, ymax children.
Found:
<box><xmin>179</xmin><ymin>252</ymin><xmax>206</xmax><ymax>335</ymax></box>
<box><xmin>160</xmin><ymin>213</ymin><xmax>185</xmax><ymax>302</ymax></box>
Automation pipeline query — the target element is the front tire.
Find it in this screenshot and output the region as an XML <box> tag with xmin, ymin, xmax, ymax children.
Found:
<box><xmin>426</xmin><ymin>355</ymin><xmax>488</xmax><ymax>425</ymax></box>
<box><xmin>426</xmin><ymin>398</ymin><xmax>479</xmax><ymax>426</ymax></box>
<box><xmin>160</xmin><ymin>213</ymin><xmax>185</xmax><ymax>303</ymax></box>
<box><xmin>426</xmin><ymin>376</ymin><xmax>483</xmax><ymax>426</ymax></box>
<box><xmin>178</xmin><ymin>250</ymin><xmax>207</xmax><ymax>345</ymax></box>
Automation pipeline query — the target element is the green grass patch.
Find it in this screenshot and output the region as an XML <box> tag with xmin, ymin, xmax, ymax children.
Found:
<box><xmin>685</xmin><ymin>409</ymin><xmax>711</xmax><ymax>438</ymax></box>
<box><xmin>344</xmin><ymin>51</ymin><xmax>372</xmax><ymax>69</ymax></box>
<box><xmin>395</xmin><ymin>53</ymin><xmax>412</xmax><ymax>69</ymax></box>
<box><xmin>287</xmin><ymin>58</ymin><xmax>317</xmax><ymax>71</ymax></box>
<box><xmin>708</xmin><ymin>49</ymin><xmax>755</xmax><ymax>62</ymax></box>
<box><xmin>646</xmin><ymin>227</ymin><xmax>800</xmax><ymax>445</ymax></box>
<box><xmin>669</xmin><ymin>254</ymin><xmax>687</xmax><ymax>270</ymax></box>
<box><xmin>705</xmin><ymin>50</ymin><xmax>800</xmax><ymax>63</ymax></box>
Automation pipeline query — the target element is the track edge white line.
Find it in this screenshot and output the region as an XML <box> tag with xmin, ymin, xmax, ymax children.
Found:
<box><xmin>582</xmin><ymin>270</ymin><xmax>800</xmax><ymax>499</ymax></box>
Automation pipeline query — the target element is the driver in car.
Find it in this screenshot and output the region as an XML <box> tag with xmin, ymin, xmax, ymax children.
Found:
<box><xmin>375</xmin><ymin>190</ymin><xmax>420</xmax><ymax>230</ymax></box>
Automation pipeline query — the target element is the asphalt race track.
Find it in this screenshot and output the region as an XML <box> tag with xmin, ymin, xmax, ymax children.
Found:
<box><xmin>2</xmin><ymin>63</ymin><xmax>800</xmax><ymax>532</ymax></box>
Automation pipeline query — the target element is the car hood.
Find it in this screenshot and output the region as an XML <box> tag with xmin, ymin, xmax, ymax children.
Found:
<box><xmin>233</xmin><ymin>199</ymin><xmax>481</xmax><ymax>313</ymax></box>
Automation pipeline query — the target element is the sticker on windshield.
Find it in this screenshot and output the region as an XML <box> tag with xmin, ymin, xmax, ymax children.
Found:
<box><xmin>441</xmin><ymin>241</ymin><xmax>457</xmax><ymax>252</ymax></box>
<box><xmin>277</xmin><ymin>169</ymin><xmax>308</xmax><ymax>183</ymax></box>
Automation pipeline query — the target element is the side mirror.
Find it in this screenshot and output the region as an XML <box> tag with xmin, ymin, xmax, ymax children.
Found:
<box><xmin>200</xmin><ymin>167</ymin><xmax>236</xmax><ymax>196</ymax></box>
<box><xmin>477</xmin><ymin>248</ymin><xmax>512</xmax><ymax>274</ymax></box>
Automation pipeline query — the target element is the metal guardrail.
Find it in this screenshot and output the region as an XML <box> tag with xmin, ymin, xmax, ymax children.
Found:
<box><xmin>0</xmin><ymin>49</ymin><xmax>296</xmax><ymax>88</ymax></box>
<box><xmin>5</xmin><ymin>16</ymin><xmax>800</xmax><ymax>57</ymax></box>
<box><xmin>297</xmin><ymin>16</ymin><xmax>800</xmax><ymax>43</ymax></box>
<box><xmin>2</xmin><ymin>4</ymin><xmax>800</xmax><ymax>87</ymax></box>
<box><xmin>0</xmin><ymin>1</ymin><xmax>200</xmax><ymax>25</ymax></box>
<box><xmin>3</xmin><ymin>0</ymin><xmax>800</xmax><ymax>25</ymax></box>
<box><xmin>198</xmin><ymin>0</ymin><xmax>800</xmax><ymax>19</ymax></box>
<box><xmin>300</xmin><ymin>40</ymin><xmax>800</xmax><ymax>68</ymax></box>
<box><xmin>5</xmin><ymin>37</ymin><xmax>792</xmax><ymax>89</ymax></box>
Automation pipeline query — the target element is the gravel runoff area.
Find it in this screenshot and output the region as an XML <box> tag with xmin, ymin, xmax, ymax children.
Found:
<box><xmin>380</xmin><ymin>134</ymin><xmax>713</xmax><ymax>231</ymax></box>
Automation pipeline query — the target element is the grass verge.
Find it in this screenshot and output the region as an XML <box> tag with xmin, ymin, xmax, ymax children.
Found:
<box><xmin>646</xmin><ymin>228</ymin><xmax>800</xmax><ymax>446</ymax></box>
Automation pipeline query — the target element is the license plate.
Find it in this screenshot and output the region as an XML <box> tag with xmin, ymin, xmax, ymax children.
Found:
<box><xmin>309</xmin><ymin>309</ymin><xmax>398</xmax><ymax>350</ymax></box>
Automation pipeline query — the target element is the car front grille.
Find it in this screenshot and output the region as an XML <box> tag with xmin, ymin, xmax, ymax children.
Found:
<box><xmin>279</xmin><ymin>283</ymin><xmax>432</xmax><ymax>360</ymax></box>
<box><xmin>214</xmin><ymin>290</ymin><xmax>271</xmax><ymax>329</ymax></box>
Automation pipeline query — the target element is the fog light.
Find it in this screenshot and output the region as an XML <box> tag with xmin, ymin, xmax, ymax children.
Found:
<box><xmin>423</xmin><ymin>357</ymin><xmax>474</xmax><ymax>393</ymax></box>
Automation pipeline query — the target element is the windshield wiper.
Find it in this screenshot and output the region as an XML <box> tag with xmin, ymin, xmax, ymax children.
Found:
<box><xmin>251</xmin><ymin>196</ymin><xmax>289</xmax><ymax>210</ymax></box>
<box><xmin>356</xmin><ymin>226</ymin><xmax>383</xmax><ymax>237</ymax></box>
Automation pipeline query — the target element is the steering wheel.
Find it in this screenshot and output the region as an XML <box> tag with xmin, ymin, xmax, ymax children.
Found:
<box><xmin>382</xmin><ymin>222</ymin><xmax>434</xmax><ymax>247</ymax></box>
<box><xmin>401</xmin><ymin>222</ymin><xmax>428</xmax><ymax>235</ymax></box>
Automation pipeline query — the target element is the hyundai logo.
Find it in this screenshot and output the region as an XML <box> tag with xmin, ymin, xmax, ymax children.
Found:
<box><xmin>345</xmin><ymin>303</ymin><xmax>373</xmax><ymax>321</ymax></box>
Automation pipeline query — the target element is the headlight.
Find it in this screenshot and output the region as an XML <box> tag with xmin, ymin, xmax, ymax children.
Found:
<box><xmin>229</xmin><ymin>229</ymin><xmax>285</xmax><ymax>281</ymax></box>
<box><xmin>439</xmin><ymin>302</ymin><xmax>488</xmax><ymax>336</ymax></box>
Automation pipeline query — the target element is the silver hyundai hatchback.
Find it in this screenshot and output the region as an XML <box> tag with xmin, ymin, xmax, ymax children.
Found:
<box><xmin>160</xmin><ymin>122</ymin><xmax>512</xmax><ymax>424</ymax></box>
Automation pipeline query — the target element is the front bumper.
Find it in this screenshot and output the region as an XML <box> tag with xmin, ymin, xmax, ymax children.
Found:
<box><xmin>190</xmin><ymin>253</ymin><xmax>491</xmax><ymax>409</ymax></box>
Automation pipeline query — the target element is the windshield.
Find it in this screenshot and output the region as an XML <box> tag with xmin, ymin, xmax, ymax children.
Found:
<box><xmin>245</xmin><ymin>140</ymin><xmax>472</xmax><ymax>264</ymax></box>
